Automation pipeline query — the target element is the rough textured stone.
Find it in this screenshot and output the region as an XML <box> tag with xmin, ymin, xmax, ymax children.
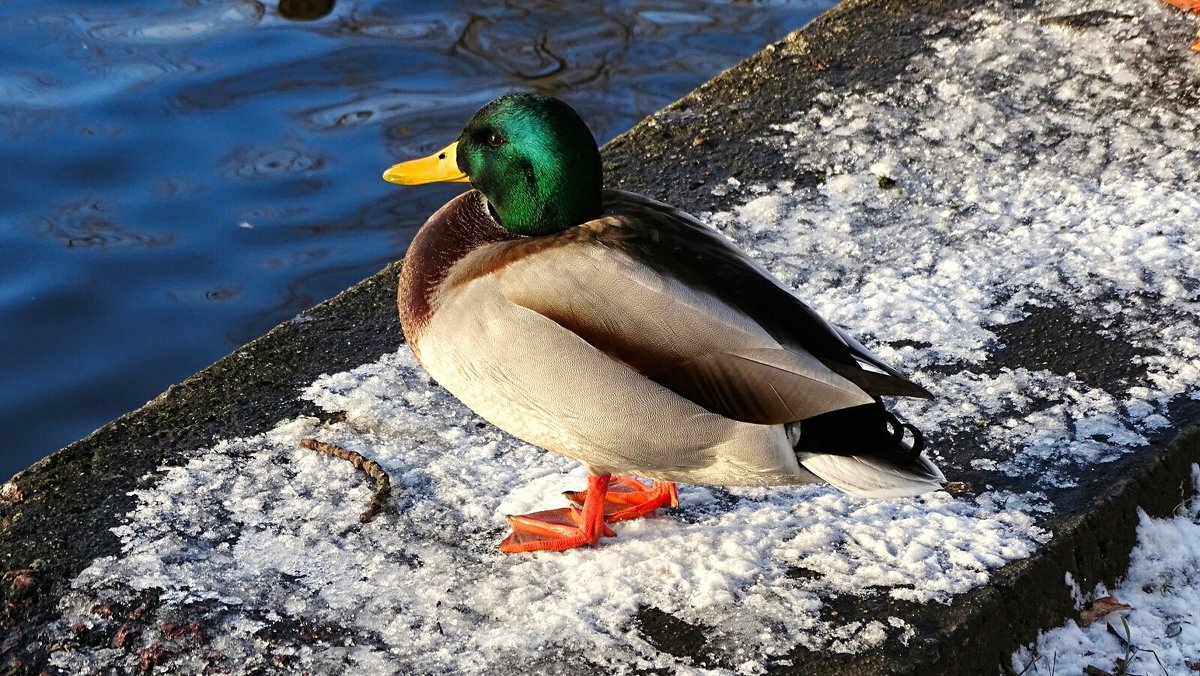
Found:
<box><xmin>3</xmin><ymin>0</ymin><xmax>1199</xmax><ymax>673</ymax></box>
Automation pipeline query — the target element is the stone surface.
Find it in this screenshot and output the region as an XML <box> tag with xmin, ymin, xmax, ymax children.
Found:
<box><xmin>3</xmin><ymin>0</ymin><xmax>1199</xmax><ymax>673</ymax></box>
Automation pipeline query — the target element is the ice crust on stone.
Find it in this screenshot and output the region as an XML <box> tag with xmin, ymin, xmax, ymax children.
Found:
<box><xmin>706</xmin><ymin>0</ymin><xmax>1200</xmax><ymax>486</ymax></box>
<box><xmin>50</xmin><ymin>350</ymin><xmax>1047</xmax><ymax>674</ymax></box>
<box><xmin>1011</xmin><ymin>466</ymin><xmax>1200</xmax><ymax>675</ymax></box>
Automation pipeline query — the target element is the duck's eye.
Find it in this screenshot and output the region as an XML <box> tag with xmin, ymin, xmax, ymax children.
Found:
<box><xmin>485</xmin><ymin>131</ymin><xmax>505</xmax><ymax>147</ymax></box>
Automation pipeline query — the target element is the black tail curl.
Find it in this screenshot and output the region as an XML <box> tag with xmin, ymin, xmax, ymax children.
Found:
<box><xmin>792</xmin><ymin>399</ymin><xmax>925</xmax><ymax>465</ymax></box>
<box><xmin>882</xmin><ymin>407</ymin><xmax>924</xmax><ymax>461</ymax></box>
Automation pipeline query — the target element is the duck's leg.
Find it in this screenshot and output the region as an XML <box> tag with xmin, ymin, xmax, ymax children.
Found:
<box><xmin>564</xmin><ymin>476</ymin><xmax>679</xmax><ymax>523</ymax></box>
<box><xmin>499</xmin><ymin>473</ymin><xmax>616</xmax><ymax>553</ymax></box>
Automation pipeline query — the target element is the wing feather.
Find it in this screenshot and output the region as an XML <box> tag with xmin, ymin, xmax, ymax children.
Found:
<box><xmin>599</xmin><ymin>190</ymin><xmax>933</xmax><ymax>400</ymax></box>
<box><xmin>653</xmin><ymin>350</ymin><xmax>876</xmax><ymax>424</ymax></box>
<box><xmin>472</xmin><ymin>189</ymin><xmax>931</xmax><ymax>424</ymax></box>
<box><xmin>494</xmin><ymin>240</ymin><xmax>875</xmax><ymax>424</ymax></box>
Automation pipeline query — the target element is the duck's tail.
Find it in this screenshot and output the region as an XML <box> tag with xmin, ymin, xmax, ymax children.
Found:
<box><xmin>788</xmin><ymin>401</ymin><xmax>946</xmax><ymax>498</ymax></box>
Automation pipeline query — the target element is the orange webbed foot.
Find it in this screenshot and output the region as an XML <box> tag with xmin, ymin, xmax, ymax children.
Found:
<box><xmin>1162</xmin><ymin>0</ymin><xmax>1200</xmax><ymax>11</ymax></box>
<box><xmin>499</xmin><ymin>474</ymin><xmax>616</xmax><ymax>553</ymax></box>
<box><xmin>1160</xmin><ymin>0</ymin><xmax>1200</xmax><ymax>51</ymax></box>
<box><xmin>565</xmin><ymin>475</ymin><xmax>679</xmax><ymax>523</ymax></box>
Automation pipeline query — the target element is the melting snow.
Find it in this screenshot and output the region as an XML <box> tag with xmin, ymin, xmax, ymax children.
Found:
<box><xmin>46</xmin><ymin>0</ymin><xmax>1200</xmax><ymax>672</ymax></box>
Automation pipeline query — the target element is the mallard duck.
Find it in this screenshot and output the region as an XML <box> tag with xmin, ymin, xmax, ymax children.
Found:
<box><xmin>383</xmin><ymin>93</ymin><xmax>944</xmax><ymax>554</ymax></box>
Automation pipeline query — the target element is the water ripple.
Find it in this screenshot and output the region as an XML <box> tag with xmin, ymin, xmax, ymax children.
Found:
<box><xmin>28</xmin><ymin>198</ymin><xmax>174</xmax><ymax>250</ymax></box>
<box><xmin>453</xmin><ymin>11</ymin><xmax>630</xmax><ymax>86</ymax></box>
<box><xmin>302</xmin><ymin>89</ymin><xmax>503</xmax><ymax>132</ymax></box>
<box><xmin>345</xmin><ymin>14</ymin><xmax>453</xmax><ymax>41</ymax></box>
<box><xmin>224</xmin><ymin>145</ymin><xmax>327</xmax><ymax>179</ymax></box>
<box><xmin>86</xmin><ymin>1</ymin><xmax>264</xmax><ymax>44</ymax></box>
<box><xmin>0</xmin><ymin>62</ymin><xmax>176</xmax><ymax>110</ymax></box>
<box><xmin>638</xmin><ymin>10</ymin><xmax>718</xmax><ymax>27</ymax></box>
<box><xmin>176</xmin><ymin>46</ymin><xmax>401</xmax><ymax>111</ymax></box>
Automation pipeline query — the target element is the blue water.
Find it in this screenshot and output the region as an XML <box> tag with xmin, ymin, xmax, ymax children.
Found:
<box><xmin>0</xmin><ymin>0</ymin><xmax>833</xmax><ymax>480</ymax></box>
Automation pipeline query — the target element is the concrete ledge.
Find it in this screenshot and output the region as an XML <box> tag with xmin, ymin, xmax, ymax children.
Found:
<box><xmin>1</xmin><ymin>266</ymin><xmax>406</xmax><ymax>667</ymax></box>
<box><xmin>4</xmin><ymin>0</ymin><xmax>1200</xmax><ymax>673</ymax></box>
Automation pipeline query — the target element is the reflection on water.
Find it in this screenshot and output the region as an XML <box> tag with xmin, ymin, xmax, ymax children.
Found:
<box><xmin>0</xmin><ymin>0</ymin><xmax>834</xmax><ymax>479</ymax></box>
<box><xmin>278</xmin><ymin>0</ymin><xmax>337</xmax><ymax>22</ymax></box>
<box><xmin>455</xmin><ymin>12</ymin><xmax>627</xmax><ymax>82</ymax></box>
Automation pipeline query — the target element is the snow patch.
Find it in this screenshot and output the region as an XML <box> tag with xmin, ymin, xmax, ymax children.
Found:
<box><xmin>1011</xmin><ymin>466</ymin><xmax>1200</xmax><ymax>675</ymax></box>
<box><xmin>50</xmin><ymin>350</ymin><xmax>1047</xmax><ymax>673</ymax></box>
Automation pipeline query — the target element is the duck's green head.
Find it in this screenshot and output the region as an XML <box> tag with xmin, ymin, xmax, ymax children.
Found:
<box><xmin>384</xmin><ymin>93</ymin><xmax>603</xmax><ymax>236</ymax></box>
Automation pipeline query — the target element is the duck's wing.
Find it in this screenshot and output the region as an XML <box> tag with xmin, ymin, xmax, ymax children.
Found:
<box><xmin>599</xmin><ymin>191</ymin><xmax>932</xmax><ymax>400</ymax></box>
<box><xmin>484</xmin><ymin>193</ymin><xmax>926</xmax><ymax>426</ymax></box>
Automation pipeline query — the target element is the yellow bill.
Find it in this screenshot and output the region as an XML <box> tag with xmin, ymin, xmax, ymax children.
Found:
<box><xmin>382</xmin><ymin>141</ymin><xmax>471</xmax><ymax>185</ymax></box>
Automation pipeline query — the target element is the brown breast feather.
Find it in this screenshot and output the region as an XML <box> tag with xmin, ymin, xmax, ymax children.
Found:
<box><xmin>398</xmin><ymin>191</ymin><xmax>610</xmax><ymax>357</ymax></box>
